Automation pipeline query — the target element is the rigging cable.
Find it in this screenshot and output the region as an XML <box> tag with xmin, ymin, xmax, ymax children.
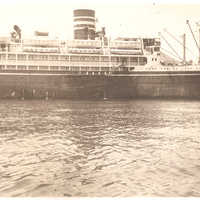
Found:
<box><xmin>158</xmin><ymin>32</ymin><xmax>182</xmax><ymax>60</ymax></box>
<box><xmin>164</xmin><ymin>29</ymin><xmax>197</xmax><ymax>58</ymax></box>
<box><xmin>160</xmin><ymin>47</ymin><xmax>182</xmax><ymax>60</ymax></box>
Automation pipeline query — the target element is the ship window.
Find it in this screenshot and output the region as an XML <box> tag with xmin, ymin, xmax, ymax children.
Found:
<box><xmin>155</xmin><ymin>58</ymin><xmax>157</xmax><ymax>61</ymax></box>
<box><xmin>155</xmin><ymin>47</ymin><xmax>160</xmax><ymax>51</ymax></box>
<box><xmin>130</xmin><ymin>57</ymin><xmax>138</xmax><ymax>64</ymax></box>
<box><xmin>152</xmin><ymin>58</ymin><xmax>154</xmax><ymax>61</ymax></box>
<box><xmin>139</xmin><ymin>57</ymin><xmax>147</xmax><ymax>66</ymax></box>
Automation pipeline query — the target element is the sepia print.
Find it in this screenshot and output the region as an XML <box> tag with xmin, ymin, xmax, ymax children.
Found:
<box><xmin>0</xmin><ymin>1</ymin><xmax>200</xmax><ymax>198</ymax></box>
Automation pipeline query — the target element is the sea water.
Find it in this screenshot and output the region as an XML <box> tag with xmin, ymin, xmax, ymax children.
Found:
<box><xmin>0</xmin><ymin>99</ymin><xmax>200</xmax><ymax>197</ymax></box>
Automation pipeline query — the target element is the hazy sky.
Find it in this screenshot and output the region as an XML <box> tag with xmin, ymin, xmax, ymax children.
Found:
<box><xmin>0</xmin><ymin>0</ymin><xmax>200</xmax><ymax>61</ymax></box>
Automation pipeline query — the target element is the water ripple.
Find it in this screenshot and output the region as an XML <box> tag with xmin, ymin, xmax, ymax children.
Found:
<box><xmin>0</xmin><ymin>99</ymin><xmax>200</xmax><ymax>197</ymax></box>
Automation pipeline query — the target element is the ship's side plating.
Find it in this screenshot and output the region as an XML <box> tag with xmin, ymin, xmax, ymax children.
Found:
<box><xmin>0</xmin><ymin>8</ymin><xmax>200</xmax><ymax>99</ymax></box>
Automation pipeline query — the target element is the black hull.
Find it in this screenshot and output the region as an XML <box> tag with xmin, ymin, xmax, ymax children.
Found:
<box><xmin>1</xmin><ymin>70</ymin><xmax>200</xmax><ymax>99</ymax></box>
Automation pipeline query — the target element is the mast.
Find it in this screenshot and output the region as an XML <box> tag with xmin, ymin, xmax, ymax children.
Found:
<box><xmin>183</xmin><ymin>34</ymin><xmax>186</xmax><ymax>64</ymax></box>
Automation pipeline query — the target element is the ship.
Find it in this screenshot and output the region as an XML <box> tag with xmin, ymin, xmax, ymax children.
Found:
<box><xmin>0</xmin><ymin>8</ymin><xmax>200</xmax><ymax>99</ymax></box>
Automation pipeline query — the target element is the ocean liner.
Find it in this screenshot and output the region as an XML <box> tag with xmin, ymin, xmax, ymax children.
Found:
<box><xmin>0</xmin><ymin>8</ymin><xmax>200</xmax><ymax>99</ymax></box>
